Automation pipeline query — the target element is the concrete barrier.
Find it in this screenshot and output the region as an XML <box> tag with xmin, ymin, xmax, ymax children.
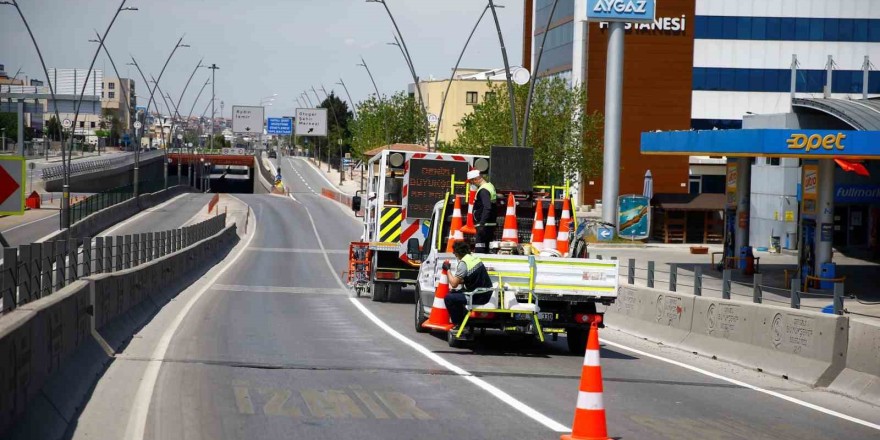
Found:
<box><xmin>606</xmin><ymin>284</ymin><xmax>848</xmax><ymax>388</ymax></box>
<box><xmin>829</xmin><ymin>319</ymin><xmax>880</xmax><ymax>404</ymax></box>
<box><xmin>605</xmin><ymin>286</ymin><xmax>695</xmax><ymax>345</ymax></box>
<box><xmin>0</xmin><ymin>222</ymin><xmax>239</xmax><ymax>437</ymax></box>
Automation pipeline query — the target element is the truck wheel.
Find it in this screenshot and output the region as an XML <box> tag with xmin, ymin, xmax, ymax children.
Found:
<box><xmin>567</xmin><ymin>328</ymin><xmax>588</xmax><ymax>355</ymax></box>
<box><xmin>372</xmin><ymin>282</ymin><xmax>389</xmax><ymax>302</ymax></box>
<box><xmin>387</xmin><ymin>283</ymin><xmax>403</xmax><ymax>303</ymax></box>
<box><xmin>414</xmin><ymin>291</ymin><xmax>429</xmax><ymax>333</ymax></box>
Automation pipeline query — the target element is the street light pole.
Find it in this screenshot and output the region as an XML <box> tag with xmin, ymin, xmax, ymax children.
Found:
<box><xmin>321</xmin><ymin>85</ymin><xmax>345</xmax><ymax>183</ymax></box>
<box><xmin>335</xmin><ymin>78</ymin><xmax>358</xmax><ymax>119</ymax></box>
<box><xmin>358</xmin><ymin>57</ymin><xmax>390</xmax><ymax>146</ymax></box>
<box><xmin>487</xmin><ymin>0</ymin><xmax>518</xmax><ymax>146</ymax></box>
<box><xmin>434</xmin><ymin>4</ymin><xmax>490</xmax><ymax>148</ymax></box>
<box><xmin>208</xmin><ymin>64</ymin><xmax>219</xmax><ymax>151</ymax></box>
<box><xmin>522</xmin><ymin>0</ymin><xmax>559</xmax><ymax>147</ymax></box>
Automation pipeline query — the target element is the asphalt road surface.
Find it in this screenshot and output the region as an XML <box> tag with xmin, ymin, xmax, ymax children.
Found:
<box><xmin>43</xmin><ymin>156</ymin><xmax>880</xmax><ymax>440</ymax></box>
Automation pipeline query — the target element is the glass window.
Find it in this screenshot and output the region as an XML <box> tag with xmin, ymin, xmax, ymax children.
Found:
<box><xmin>90</xmin><ymin>121</ymin><xmax>96</xmax><ymax>128</ymax></box>
<box><xmin>810</xmin><ymin>18</ymin><xmax>824</xmax><ymax>41</ymax></box>
<box><xmin>737</xmin><ymin>17</ymin><xmax>751</xmax><ymax>39</ymax></box>
<box><xmin>767</xmin><ymin>18</ymin><xmax>782</xmax><ymax>40</ymax></box>
<box><xmin>719</xmin><ymin>68</ymin><xmax>735</xmax><ymax>90</ymax></box>
<box><xmin>466</xmin><ymin>91</ymin><xmax>478</xmax><ymax>105</ymax></box>
<box><xmin>734</xmin><ymin>69</ymin><xmax>749</xmax><ymax>91</ymax></box>
<box><xmin>79</xmin><ymin>121</ymin><xmax>84</xmax><ymax>128</ymax></box>
<box><xmin>723</xmin><ymin>16</ymin><xmax>737</xmax><ymax>38</ymax></box>
<box><xmin>795</xmin><ymin>18</ymin><xmax>810</xmax><ymax>40</ymax></box>
<box><xmin>749</xmin><ymin>70</ymin><xmax>763</xmax><ymax>91</ymax></box>
<box><xmin>706</xmin><ymin>16</ymin><xmax>724</xmax><ymax>39</ymax></box>
<box><xmin>109</xmin><ymin>91</ymin><xmax>115</xmax><ymax>99</ymax></box>
<box><xmin>779</xmin><ymin>69</ymin><xmax>791</xmax><ymax>92</ymax></box>
<box><xmin>855</xmin><ymin>20</ymin><xmax>869</xmax><ymax>41</ymax></box>
<box><xmin>825</xmin><ymin>19</ymin><xmax>840</xmax><ymax>41</ymax></box>
<box><xmin>838</xmin><ymin>19</ymin><xmax>854</xmax><ymax>42</ymax></box>
<box><xmin>109</xmin><ymin>82</ymin><xmax>115</xmax><ymax>90</ymax></box>
<box><xmin>692</xmin><ymin>68</ymin><xmax>706</xmax><ymax>89</ymax></box>
<box><xmin>752</xmin><ymin>17</ymin><xmax>767</xmax><ymax>40</ymax></box>
<box><xmin>781</xmin><ymin>18</ymin><xmax>796</xmax><ymax>39</ymax></box>
<box><xmin>695</xmin><ymin>16</ymin><xmax>708</xmax><ymax>38</ymax></box>
<box><xmin>870</xmin><ymin>20</ymin><xmax>880</xmax><ymax>42</ymax></box>
<box><xmin>870</xmin><ymin>72</ymin><xmax>880</xmax><ymax>94</ymax></box>
<box><xmin>705</xmin><ymin>68</ymin><xmax>720</xmax><ymax>90</ymax></box>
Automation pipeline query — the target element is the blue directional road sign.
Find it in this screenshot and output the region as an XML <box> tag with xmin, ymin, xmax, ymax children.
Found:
<box><xmin>598</xmin><ymin>227</ymin><xmax>614</xmax><ymax>242</ymax></box>
<box><xmin>267</xmin><ymin>118</ymin><xmax>293</xmax><ymax>135</ymax></box>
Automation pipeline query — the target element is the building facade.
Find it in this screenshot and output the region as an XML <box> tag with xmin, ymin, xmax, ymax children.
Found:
<box><xmin>46</xmin><ymin>68</ymin><xmax>103</xmax><ymax>139</ymax></box>
<box><xmin>409</xmin><ymin>69</ymin><xmax>505</xmax><ymax>146</ymax></box>
<box><xmin>102</xmin><ymin>77</ymin><xmax>136</xmax><ymax>130</ymax></box>
<box><xmin>530</xmin><ymin>0</ymin><xmax>880</xmax><ymax>213</ymax></box>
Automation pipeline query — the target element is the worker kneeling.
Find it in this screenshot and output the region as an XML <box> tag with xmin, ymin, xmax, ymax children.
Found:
<box><xmin>444</xmin><ymin>241</ymin><xmax>494</xmax><ymax>336</ymax></box>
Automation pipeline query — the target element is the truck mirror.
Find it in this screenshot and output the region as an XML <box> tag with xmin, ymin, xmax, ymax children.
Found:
<box><xmin>406</xmin><ymin>238</ymin><xmax>421</xmax><ymax>261</ymax></box>
<box><xmin>351</xmin><ymin>195</ymin><xmax>362</xmax><ymax>212</ymax></box>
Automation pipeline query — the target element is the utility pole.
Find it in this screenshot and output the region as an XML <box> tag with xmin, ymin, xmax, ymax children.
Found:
<box><xmin>208</xmin><ymin>64</ymin><xmax>219</xmax><ymax>151</ymax></box>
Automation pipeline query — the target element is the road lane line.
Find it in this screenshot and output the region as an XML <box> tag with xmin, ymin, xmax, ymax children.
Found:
<box><xmin>101</xmin><ymin>192</ymin><xmax>191</xmax><ymax>237</ymax></box>
<box><xmin>1</xmin><ymin>212</ymin><xmax>59</xmax><ymax>233</ymax></box>
<box><xmin>296</xmin><ymin>198</ymin><xmax>571</xmax><ymax>433</ymax></box>
<box><xmin>302</xmin><ymin>191</ymin><xmax>880</xmax><ymax>434</ymax></box>
<box><xmin>599</xmin><ymin>338</ymin><xmax>880</xmax><ymax>431</ymax></box>
<box><xmin>124</xmin><ymin>204</ymin><xmax>257</xmax><ymax>440</ymax></box>
<box><xmin>295</xmin><ymin>157</ymin><xmax>338</xmax><ymax>191</ymax></box>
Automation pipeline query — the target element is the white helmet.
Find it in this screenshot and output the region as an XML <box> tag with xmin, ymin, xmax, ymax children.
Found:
<box><xmin>539</xmin><ymin>249</ymin><xmax>562</xmax><ymax>258</ymax></box>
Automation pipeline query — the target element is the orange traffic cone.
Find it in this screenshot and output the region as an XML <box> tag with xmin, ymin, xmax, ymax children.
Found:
<box><xmin>460</xmin><ymin>189</ymin><xmax>477</xmax><ymax>235</ymax></box>
<box><xmin>501</xmin><ymin>193</ymin><xmax>518</xmax><ymax>243</ymax></box>
<box><xmin>557</xmin><ymin>198</ymin><xmax>572</xmax><ymax>256</ymax></box>
<box><xmin>446</xmin><ymin>195</ymin><xmax>464</xmax><ymax>252</ymax></box>
<box><xmin>561</xmin><ymin>318</ymin><xmax>609</xmax><ymax>440</ymax></box>
<box><xmin>543</xmin><ymin>202</ymin><xmax>558</xmax><ymax>251</ymax></box>
<box><xmin>421</xmin><ymin>261</ymin><xmax>455</xmax><ymax>331</ymax></box>
<box><xmin>531</xmin><ymin>199</ymin><xmax>545</xmax><ymax>251</ymax></box>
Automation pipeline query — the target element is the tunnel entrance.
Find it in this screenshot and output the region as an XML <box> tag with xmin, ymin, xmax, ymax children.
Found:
<box><xmin>170</xmin><ymin>153</ymin><xmax>257</xmax><ymax>194</ymax></box>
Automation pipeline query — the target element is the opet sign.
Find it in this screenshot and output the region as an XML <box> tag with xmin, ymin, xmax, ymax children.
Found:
<box><xmin>586</xmin><ymin>0</ymin><xmax>656</xmax><ymax>23</ymax></box>
<box><xmin>786</xmin><ymin>132</ymin><xmax>846</xmax><ymax>153</ymax></box>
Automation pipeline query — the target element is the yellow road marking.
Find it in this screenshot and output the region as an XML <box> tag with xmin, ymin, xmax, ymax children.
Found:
<box><xmin>374</xmin><ymin>391</ymin><xmax>432</xmax><ymax>420</ymax></box>
<box><xmin>350</xmin><ymin>385</ymin><xmax>390</xmax><ymax>419</ymax></box>
<box><xmin>233</xmin><ymin>386</ymin><xmax>255</xmax><ymax>415</ymax></box>
<box><xmin>260</xmin><ymin>388</ymin><xmax>303</xmax><ymax>417</ymax></box>
<box><xmin>301</xmin><ymin>390</ymin><xmax>367</xmax><ymax>419</ymax></box>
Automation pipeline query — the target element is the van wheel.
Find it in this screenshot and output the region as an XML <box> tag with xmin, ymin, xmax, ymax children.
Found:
<box><xmin>415</xmin><ymin>287</ymin><xmax>429</xmax><ymax>333</ymax></box>
<box><xmin>372</xmin><ymin>282</ymin><xmax>389</xmax><ymax>302</ymax></box>
<box><xmin>567</xmin><ymin>328</ymin><xmax>588</xmax><ymax>355</ymax></box>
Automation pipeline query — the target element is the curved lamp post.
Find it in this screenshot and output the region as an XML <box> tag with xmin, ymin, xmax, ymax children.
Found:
<box><xmin>522</xmin><ymin>0</ymin><xmax>559</xmax><ymax>147</ymax></box>
<box><xmin>487</xmin><ymin>0</ymin><xmax>518</xmax><ymax>146</ymax></box>
<box><xmin>357</xmin><ymin>57</ymin><xmax>390</xmax><ymax>146</ymax></box>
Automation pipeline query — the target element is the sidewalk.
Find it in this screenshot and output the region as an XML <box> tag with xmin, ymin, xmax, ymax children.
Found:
<box><xmin>184</xmin><ymin>194</ymin><xmax>251</xmax><ymax>238</ymax></box>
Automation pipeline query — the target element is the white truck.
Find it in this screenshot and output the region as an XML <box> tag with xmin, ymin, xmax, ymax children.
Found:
<box><xmin>406</xmin><ymin>196</ymin><xmax>619</xmax><ymax>353</ymax></box>
<box><xmin>350</xmin><ymin>149</ymin><xmax>492</xmax><ymax>302</ymax></box>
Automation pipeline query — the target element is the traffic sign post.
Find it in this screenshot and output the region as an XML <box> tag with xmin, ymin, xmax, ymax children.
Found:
<box><xmin>267</xmin><ymin>118</ymin><xmax>293</xmax><ymax>135</ymax></box>
<box><xmin>0</xmin><ymin>157</ymin><xmax>26</xmax><ymax>215</ymax></box>
<box><xmin>232</xmin><ymin>106</ymin><xmax>266</xmax><ymax>135</ymax></box>
<box><xmin>295</xmin><ymin>108</ymin><xmax>328</xmax><ymax>137</ymax></box>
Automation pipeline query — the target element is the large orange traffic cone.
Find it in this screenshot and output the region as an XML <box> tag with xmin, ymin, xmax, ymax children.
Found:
<box><xmin>460</xmin><ymin>189</ymin><xmax>477</xmax><ymax>235</ymax></box>
<box><xmin>561</xmin><ymin>318</ymin><xmax>610</xmax><ymax>440</ymax></box>
<box><xmin>421</xmin><ymin>262</ymin><xmax>455</xmax><ymax>331</ymax></box>
<box><xmin>557</xmin><ymin>198</ymin><xmax>572</xmax><ymax>256</ymax></box>
<box><xmin>531</xmin><ymin>199</ymin><xmax>545</xmax><ymax>252</ymax></box>
<box><xmin>501</xmin><ymin>193</ymin><xmax>518</xmax><ymax>243</ymax></box>
<box><xmin>446</xmin><ymin>195</ymin><xmax>464</xmax><ymax>252</ymax></box>
<box><xmin>543</xmin><ymin>202</ymin><xmax>558</xmax><ymax>251</ymax></box>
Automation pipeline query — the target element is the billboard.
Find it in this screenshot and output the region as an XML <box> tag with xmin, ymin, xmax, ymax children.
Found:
<box><xmin>232</xmin><ymin>106</ymin><xmax>265</xmax><ymax>134</ymax></box>
<box><xmin>617</xmin><ymin>195</ymin><xmax>651</xmax><ymax>240</ymax></box>
<box><xmin>295</xmin><ymin>108</ymin><xmax>328</xmax><ymax>137</ymax></box>
<box><xmin>586</xmin><ymin>0</ymin><xmax>657</xmax><ymax>23</ymax></box>
<box><xmin>267</xmin><ymin>117</ymin><xmax>293</xmax><ymax>135</ymax></box>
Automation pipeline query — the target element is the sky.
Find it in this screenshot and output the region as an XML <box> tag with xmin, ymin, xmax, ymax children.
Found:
<box><xmin>2</xmin><ymin>0</ymin><xmax>525</xmax><ymax>119</ymax></box>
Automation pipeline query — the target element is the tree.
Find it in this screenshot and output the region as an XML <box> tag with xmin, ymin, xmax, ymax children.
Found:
<box><xmin>442</xmin><ymin>78</ymin><xmax>603</xmax><ymax>187</ymax></box>
<box><xmin>349</xmin><ymin>91</ymin><xmax>427</xmax><ymax>159</ymax></box>
<box><xmin>318</xmin><ymin>92</ymin><xmax>354</xmax><ymax>166</ymax></box>
<box><xmin>45</xmin><ymin>116</ymin><xmax>62</xmax><ymax>141</ymax></box>
<box><xmin>0</xmin><ymin>112</ymin><xmax>17</xmax><ymax>143</ymax></box>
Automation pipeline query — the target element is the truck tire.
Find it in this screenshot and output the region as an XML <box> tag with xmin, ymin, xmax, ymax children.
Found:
<box><xmin>387</xmin><ymin>283</ymin><xmax>403</xmax><ymax>303</ymax></box>
<box><xmin>414</xmin><ymin>289</ymin><xmax>429</xmax><ymax>333</ymax></box>
<box><xmin>567</xmin><ymin>327</ymin><xmax>588</xmax><ymax>355</ymax></box>
<box><xmin>372</xmin><ymin>282</ymin><xmax>389</xmax><ymax>302</ymax></box>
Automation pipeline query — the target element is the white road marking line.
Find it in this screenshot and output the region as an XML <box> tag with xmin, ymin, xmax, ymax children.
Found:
<box><xmin>291</xmin><ymin>157</ymin><xmax>333</xmax><ymax>193</ymax></box>
<box><xmin>1</xmin><ymin>212</ymin><xmax>59</xmax><ymax>233</ymax></box>
<box><xmin>599</xmin><ymin>338</ymin><xmax>880</xmax><ymax>431</ymax></box>
<box><xmin>101</xmin><ymin>193</ymin><xmax>191</xmax><ymax>237</ymax></box>
<box><xmin>310</xmin><ymin>187</ymin><xmax>880</xmax><ymax>433</ymax></box>
<box><xmin>296</xmin><ymin>197</ymin><xmax>570</xmax><ymax>433</ymax></box>
<box><xmin>124</xmin><ymin>204</ymin><xmax>257</xmax><ymax>440</ymax></box>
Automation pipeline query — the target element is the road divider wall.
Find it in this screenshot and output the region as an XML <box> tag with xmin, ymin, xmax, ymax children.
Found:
<box><xmin>606</xmin><ymin>284</ymin><xmax>848</xmax><ymax>389</ymax></box>
<box><xmin>321</xmin><ymin>187</ymin><xmax>363</xmax><ymax>216</ymax></box>
<box><xmin>0</xmin><ymin>218</ymin><xmax>239</xmax><ymax>437</ymax></box>
<box><xmin>829</xmin><ymin>319</ymin><xmax>880</xmax><ymax>404</ymax></box>
<box><xmin>40</xmin><ymin>185</ymin><xmax>194</xmax><ymax>243</ymax></box>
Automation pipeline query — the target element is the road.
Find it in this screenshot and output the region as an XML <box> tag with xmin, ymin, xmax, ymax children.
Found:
<box><xmin>38</xmin><ymin>156</ymin><xmax>879</xmax><ymax>440</ymax></box>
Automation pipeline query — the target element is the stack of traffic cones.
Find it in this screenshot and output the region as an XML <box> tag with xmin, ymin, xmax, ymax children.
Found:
<box><xmin>460</xmin><ymin>189</ymin><xmax>477</xmax><ymax>235</ymax></box>
<box><xmin>446</xmin><ymin>195</ymin><xmax>464</xmax><ymax>252</ymax></box>
<box><xmin>561</xmin><ymin>317</ymin><xmax>610</xmax><ymax>440</ymax></box>
<box><xmin>543</xmin><ymin>202</ymin><xmax>558</xmax><ymax>251</ymax></box>
<box><xmin>531</xmin><ymin>199</ymin><xmax>545</xmax><ymax>252</ymax></box>
<box><xmin>501</xmin><ymin>193</ymin><xmax>518</xmax><ymax>243</ymax></box>
<box><xmin>421</xmin><ymin>262</ymin><xmax>454</xmax><ymax>331</ymax></box>
<box><xmin>557</xmin><ymin>198</ymin><xmax>572</xmax><ymax>256</ymax></box>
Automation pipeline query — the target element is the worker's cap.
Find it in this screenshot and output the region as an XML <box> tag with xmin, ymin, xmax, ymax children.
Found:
<box><xmin>466</xmin><ymin>169</ymin><xmax>481</xmax><ymax>180</ymax></box>
<box><xmin>368</xmin><ymin>191</ymin><xmax>377</xmax><ymax>199</ymax></box>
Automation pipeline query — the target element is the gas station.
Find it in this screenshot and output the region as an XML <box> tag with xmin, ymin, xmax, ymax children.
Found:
<box><xmin>641</xmin><ymin>97</ymin><xmax>880</xmax><ymax>289</ymax></box>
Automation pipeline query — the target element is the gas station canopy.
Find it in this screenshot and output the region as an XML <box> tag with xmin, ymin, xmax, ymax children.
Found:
<box><xmin>641</xmin><ymin>129</ymin><xmax>880</xmax><ymax>160</ymax></box>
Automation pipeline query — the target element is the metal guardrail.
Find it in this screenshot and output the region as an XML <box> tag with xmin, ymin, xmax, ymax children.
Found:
<box><xmin>0</xmin><ymin>213</ymin><xmax>227</xmax><ymax>313</ymax></box>
<box><xmin>41</xmin><ymin>150</ymin><xmax>164</xmax><ymax>181</ymax></box>
<box><xmin>68</xmin><ymin>177</ymin><xmax>184</xmax><ymax>224</ymax></box>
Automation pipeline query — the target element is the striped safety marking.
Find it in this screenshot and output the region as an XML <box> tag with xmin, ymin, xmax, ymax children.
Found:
<box><xmin>379</xmin><ymin>207</ymin><xmax>403</xmax><ymax>243</ymax></box>
<box><xmin>576</xmin><ymin>391</ymin><xmax>604</xmax><ymax>410</ymax></box>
